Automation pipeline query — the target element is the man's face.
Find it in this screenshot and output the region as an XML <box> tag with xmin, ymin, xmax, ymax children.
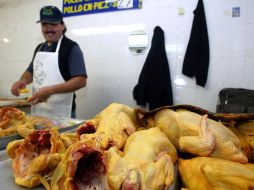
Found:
<box><xmin>41</xmin><ymin>22</ymin><xmax>64</xmax><ymax>44</ymax></box>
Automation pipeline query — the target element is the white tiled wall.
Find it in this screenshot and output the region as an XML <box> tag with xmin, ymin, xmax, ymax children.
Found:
<box><xmin>0</xmin><ymin>0</ymin><xmax>254</xmax><ymax>119</ymax></box>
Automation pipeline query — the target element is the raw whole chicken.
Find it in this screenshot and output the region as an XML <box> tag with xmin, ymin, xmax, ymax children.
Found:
<box><xmin>178</xmin><ymin>157</ymin><xmax>254</xmax><ymax>190</ymax></box>
<box><xmin>107</xmin><ymin>127</ymin><xmax>178</xmax><ymax>190</ymax></box>
<box><xmin>77</xmin><ymin>103</ymin><xmax>138</xmax><ymax>150</ymax></box>
<box><xmin>151</xmin><ymin>109</ymin><xmax>248</xmax><ymax>163</ymax></box>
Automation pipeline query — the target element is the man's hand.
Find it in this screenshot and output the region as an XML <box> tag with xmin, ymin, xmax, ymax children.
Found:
<box><xmin>11</xmin><ymin>71</ymin><xmax>33</xmax><ymax>96</ymax></box>
<box><xmin>28</xmin><ymin>86</ymin><xmax>53</xmax><ymax>104</ymax></box>
<box><xmin>11</xmin><ymin>81</ymin><xmax>27</xmax><ymax>96</ymax></box>
<box><xmin>27</xmin><ymin>75</ymin><xmax>86</xmax><ymax>104</ymax></box>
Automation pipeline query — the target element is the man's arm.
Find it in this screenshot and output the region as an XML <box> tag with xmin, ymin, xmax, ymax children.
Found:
<box><xmin>11</xmin><ymin>71</ymin><xmax>33</xmax><ymax>96</ymax></box>
<box><xmin>28</xmin><ymin>75</ymin><xmax>87</xmax><ymax>104</ymax></box>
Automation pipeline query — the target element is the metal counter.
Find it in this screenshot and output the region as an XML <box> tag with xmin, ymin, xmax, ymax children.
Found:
<box><xmin>0</xmin><ymin>117</ymin><xmax>84</xmax><ymax>150</ymax></box>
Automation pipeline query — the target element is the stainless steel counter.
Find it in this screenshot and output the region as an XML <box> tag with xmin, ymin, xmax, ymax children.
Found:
<box><xmin>0</xmin><ymin>159</ymin><xmax>44</xmax><ymax>190</ymax></box>
<box><xmin>0</xmin><ymin>150</ymin><xmax>9</xmax><ymax>162</ymax></box>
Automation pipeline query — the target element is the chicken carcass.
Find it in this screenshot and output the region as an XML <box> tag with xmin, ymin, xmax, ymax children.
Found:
<box><xmin>178</xmin><ymin>157</ymin><xmax>254</xmax><ymax>190</ymax></box>
<box><xmin>153</xmin><ymin>109</ymin><xmax>248</xmax><ymax>163</ymax></box>
<box><xmin>50</xmin><ymin>140</ymin><xmax>108</xmax><ymax>190</ymax></box>
<box><xmin>6</xmin><ymin>129</ymin><xmax>66</xmax><ymax>189</ymax></box>
<box><xmin>78</xmin><ymin>103</ymin><xmax>137</xmax><ymax>150</ymax></box>
<box><xmin>107</xmin><ymin>127</ymin><xmax>178</xmax><ymax>190</ymax></box>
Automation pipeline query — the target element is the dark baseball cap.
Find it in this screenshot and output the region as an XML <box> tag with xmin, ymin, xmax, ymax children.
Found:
<box><xmin>36</xmin><ymin>6</ymin><xmax>63</xmax><ymax>23</ymax></box>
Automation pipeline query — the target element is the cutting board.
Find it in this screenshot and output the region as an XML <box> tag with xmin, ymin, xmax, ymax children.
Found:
<box><xmin>0</xmin><ymin>98</ymin><xmax>30</xmax><ymax>108</ymax></box>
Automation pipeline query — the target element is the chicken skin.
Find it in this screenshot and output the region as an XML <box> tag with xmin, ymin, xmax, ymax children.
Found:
<box><xmin>78</xmin><ymin>103</ymin><xmax>138</xmax><ymax>150</ymax></box>
<box><xmin>178</xmin><ymin>157</ymin><xmax>254</xmax><ymax>190</ymax></box>
<box><xmin>154</xmin><ymin>109</ymin><xmax>248</xmax><ymax>163</ymax></box>
<box><xmin>107</xmin><ymin>127</ymin><xmax>178</xmax><ymax>190</ymax></box>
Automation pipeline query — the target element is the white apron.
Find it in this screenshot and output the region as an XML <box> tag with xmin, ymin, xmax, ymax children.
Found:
<box><xmin>31</xmin><ymin>36</ymin><xmax>73</xmax><ymax>118</ymax></box>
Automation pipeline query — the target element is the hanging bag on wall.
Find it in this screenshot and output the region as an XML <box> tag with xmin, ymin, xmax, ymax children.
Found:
<box><xmin>217</xmin><ymin>88</ymin><xmax>254</xmax><ymax>113</ymax></box>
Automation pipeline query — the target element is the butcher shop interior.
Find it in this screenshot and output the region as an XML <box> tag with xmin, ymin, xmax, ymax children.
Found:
<box><xmin>0</xmin><ymin>0</ymin><xmax>254</xmax><ymax>189</ymax></box>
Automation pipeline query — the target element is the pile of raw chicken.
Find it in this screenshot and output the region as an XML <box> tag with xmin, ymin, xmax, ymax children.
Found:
<box><xmin>0</xmin><ymin>107</ymin><xmax>55</xmax><ymax>138</ymax></box>
<box><xmin>4</xmin><ymin>103</ymin><xmax>254</xmax><ymax>190</ymax></box>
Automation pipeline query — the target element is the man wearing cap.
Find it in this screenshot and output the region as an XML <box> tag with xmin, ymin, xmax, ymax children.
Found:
<box><xmin>11</xmin><ymin>5</ymin><xmax>87</xmax><ymax>118</ymax></box>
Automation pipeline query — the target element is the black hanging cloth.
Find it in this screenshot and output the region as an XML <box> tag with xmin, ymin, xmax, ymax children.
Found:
<box><xmin>182</xmin><ymin>0</ymin><xmax>209</xmax><ymax>87</ymax></box>
<box><xmin>133</xmin><ymin>26</ymin><xmax>173</xmax><ymax>110</ymax></box>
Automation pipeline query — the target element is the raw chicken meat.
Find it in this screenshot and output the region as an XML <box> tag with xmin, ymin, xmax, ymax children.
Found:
<box><xmin>50</xmin><ymin>140</ymin><xmax>108</xmax><ymax>190</ymax></box>
<box><xmin>107</xmin><ymin>127</ymin><xmax>178</xmax><ymax>190</ymax></box>
<box><xmin>6</xmin><ymin>129</ymin><xmax>65</xmax><ymax>189</ymax></box>
<box><xmin>77</xmin><ymin>103</ymin><xmax>137</xmax><ymax>150</ymax></box>
<box><xmin>153</xmin><ymin>109</ymin><xmax>248</xmax><ymax>163</ymax></box>
<box><xmin>178</xmin><ymin>157</ymin><xmax>254</xmax><ymax>190</ymax></box>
